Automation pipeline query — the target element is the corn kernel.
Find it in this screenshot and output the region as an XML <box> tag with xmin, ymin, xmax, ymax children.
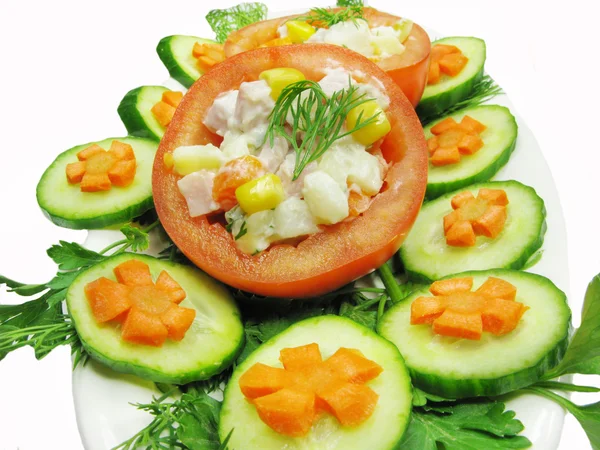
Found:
<box><xmin>393</xmin><ymin>19</ymin><xmax>413</xmax><ymax>43</ymax></box>
<box><xmin>163</xmin><ymin>153</ymin><xmax>174</xmax><ymax>170</ymax></box>
<box><xmin>286</xmin><ymin>20</ymin><xmax>316</xmax><ymax>44</ymax></box>
<box><xmin>259</xmin><ymin>68</ymin><xmax>306</xmax><ymax>100</ymax></box>
<box><xmin>235</xmin><ymin>174</ymin><xmax>286</xmax><ymax>214</ymax></box>
<box><xmin>346</xmin><ymin>100</ymin><xmax>391</xmax><ymax>146</ymax></box>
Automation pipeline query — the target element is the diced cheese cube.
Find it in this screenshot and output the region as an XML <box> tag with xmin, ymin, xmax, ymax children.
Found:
<box><xmin>203</xmin><ymin>90</ymin><xmax>238</xmax><ymax>136</ymax></box>
<box><xmin>172</xmin><ymin>144</ymin><xmax>225</xmax><ymax>176</ymax></box>
<box><xmin>234</xmin><ymin>210</ymin><xmax>276</xmax><ymax>254</ymax></box>
<box><xmin>220</xmin><ymin>131</ymin><xmax>252</xmax><ymax>162</ymax></box>
<box><xmin>177</xmin><ymin>170</ymin><xmax>220</xmax><ymax>217</ymax></box>
<box><xmin>273</xmin><ymin>197</ymin><xmax>319</xmax><ymax>240</ymax></box>
<box><xmin>302</xmin><ymin>171</ymin><xmax>349</xmax><ymax>225</ymax></box>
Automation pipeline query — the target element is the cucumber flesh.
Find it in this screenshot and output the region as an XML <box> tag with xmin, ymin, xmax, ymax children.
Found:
<box><xmin>426</xmin><ymin>105</ymin><xmax>518</xmax><ymax>199</ymax></box>
<box><xmin>219</xmin><ymin>316</ymin><xmax>412</xmax><ymax>450</ymax></box>
<box><xmin>417</xmin><ymin>37</ymin><xmax>486</xmax><ymax>118</ymax></box>
<box><xmin>36</xmin><ymin>137</ymin><xmax>157</xmax><ymax>229</ymax></box>
<box><xmin>157</xmin><ymin>35</ymin><xmax>216</xmax><ymax>88</ymax></box>
<box><xmin>400</xmin><ymin>180</ymin><xmax>546</xmax><ymax>282</ymax></box>
<box><xmin>378</xmin><ymin>269</ymin><xmax>571</xmax><ymax>398</ymax></box>
<box><xmin>118</xmin><ymin>86</ymin><xmax>171</xmax><ymax>141</ymax></box>
<box><xmin>67</xmin><ymin>254</ymin><xmax>244</xmax><ymax>384</ymax></box>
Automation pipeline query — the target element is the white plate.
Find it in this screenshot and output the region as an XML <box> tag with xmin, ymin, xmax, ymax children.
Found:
<box><xmin>72</xmin><ymin>13</ymin><xmax>570</xmax><ymax>450</ymax></box>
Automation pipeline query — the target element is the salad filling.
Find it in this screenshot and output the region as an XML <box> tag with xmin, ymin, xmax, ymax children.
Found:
<box><xmin>238</xmin><ymin>343</ymin><xmax>383</xmax><ymax>436</ymax></box>
<box><xmin>168</xmin><ymin>67</ymin><xmax>391</xmax><ymax>255</ymax></box>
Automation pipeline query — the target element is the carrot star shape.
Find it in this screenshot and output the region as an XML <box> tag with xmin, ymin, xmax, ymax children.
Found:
<box><xmin>238</xmin><ymin>343</ymin><xmax>383</xmax><ymax>437</ymax></box>
<box><xmin>66</xmin><ymin>140</ymin><xmax>137</xmax><ymax>192</ymax></box>
<box><xmin>84</xmin><ymin>259</ymin><xmax>195</xmax><ymax>346</ymax></box>
<box><xmin>427</xmin><ymin>115</ymin><xmax>486</xmax><ymax>166</ymax></box>
<box><xmin>411</xmin><ymin>276</ymin><xmax>529</xmax><ymax>340</ymax></box>
<box><xmin>443</xmin><ymin>188</ymin><xmax>509</xmax><ymax>247</ymax></box>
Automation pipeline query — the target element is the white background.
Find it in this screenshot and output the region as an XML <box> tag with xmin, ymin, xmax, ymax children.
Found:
<box><xmin>0</xmin><ymin>0</ymin><xmax>598</xmax><ymax>448</ymax></box>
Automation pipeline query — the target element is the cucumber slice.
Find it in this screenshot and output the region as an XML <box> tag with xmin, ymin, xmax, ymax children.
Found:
<box><xmin>117</xmin><ymin>85</ymin><xmax>170</xmax><ymax>141</ymax></box>
<box><xmin>157</xmin><ymin>35</ymin><xmax>216</xmax><ymax>88</ymax></box>
<box><xmin>36</xmin><ymin>137</ymin><xmax>157</xmax><ymax>229</ymax></box>
<box><xmin>378</xmin><ymin>269</ymin><xmax>571</xmax><ymax>398</ymax></box>
<box><xmin>400</xmin><ymin>180</ymin><xmax>546</xmax><ymax>282</ymax></box>
<box><xmin>67</xmin><ymin>253</ymin><xmax>244</xmax><ymax>384</ymax></box>
<box><xmin>417</xmin><ymin>37</ymin><xmax>486</xmax><ymax>118</ymax></box>
<box><xmin>426</xmin><ymin>105</ymin><xmax>518</xmax><ymax>199</ymax></box>
<box><xmin>219</xmin><ymin>316</ymin><xmax>412</xmax><ymax>449</ymax></box>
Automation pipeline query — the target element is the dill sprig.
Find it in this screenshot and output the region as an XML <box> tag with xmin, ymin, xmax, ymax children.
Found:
<box><xmin>418</xmin><ymin>75</ymin><xmax>503</xmax><ymax>125</ymax></box>
<box><xmin>296</xmin><ymin>5</ymin><xmax>364</xmax><ymax>29</ymax></box>
<box><xmin>265</xmin><ymin>79</ymin><xmax>380</xmax><ymax>180</ymax></box>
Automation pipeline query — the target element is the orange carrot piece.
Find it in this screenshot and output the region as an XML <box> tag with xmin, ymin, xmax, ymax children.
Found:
<box><xmin>193</xmin><ymin>42</ymin><xmax>225</xmax><ymax>61</ymax></box>
<box><xmin>109</xmin><ymin>141</ymin><xmax>135</xmax><ymax>161</ymax></box>
<box><xmin>239</xmin><ymin>363</ymin><xmax>291</xmax><ymax>399</ymax></box>
<box><xmin>348</xmin><ymin>190</ymin><xmax>371</xmax><ymax>217</ymax></box>
<box><xmin>476</xmin><ymin>277</ymin><xmax>517</xmax><ymax>301</ymax></box>
<box><xmin>162</xmin><ymin>91</ymin><xmax>183</xmax><ymax>108</ymax></box>
<box><xmin>317</xmin><ymin>381</ymin><xmax>378</xmax><ymax>427</ymax></box>
<box><xmin>85</xmin><ymin>152</ymin><xmax>117</xmax><ymax>174</ymax></box>
<box><xmin>446</xmin><ymin>220</ymin><xmax>476</xmax><ymax>247</ymax></box>
<box><xmin>482</xmin><ymin>298</ymin><xmax>528</xmax><ymax>335</ymax></box>
<box><xmin>456</xmin><ymin>197</ymin><xmax>488</xmax><ymax>222</ymax></box>
<box><xmin>155</xmin><ymin>271</ymin><xmax>186</xmax><ymax>303</ymax></box>
<box><xmin>108</xmin><ymin>160</ymin><xmax>136</xmax><ymax>187</ymax></box>
<box><xmin>458</xmin><ymin>134</ymin><xmax>484</xmax><ymax>155</ymax></box>
<box><xmin>460</xmin><ymin>115</ymin><xmax>487</xmax><ymax>134</ymax></box>
<box><xmin>192</xmin><ymin>42</ymin><xmax>205</xmax><ymax>58</ymax></box>
<box><xmin>427</xmin><ymin>136</ymin><xmax>439</xmax><ymax>154</ymax></box>
<box><xmin>431</xmin><ymin>44</ymin><xmax>460</xmax><ymax>59</ymax></box>
<box><xmin>77</xmin><ymin>144</ymin><xmax>105</xmax><ymax>161</ymax></box>
<box><xmin>113</xmin><ymin>259</ymin><xmax>154</xmax><ymax>286</ymax></box>
<box><xmin>430</xmin><ymin>117</ymin><xmax>458</xmax><ymax>135</ymax></box>
<box><xmin>438</xmin><ymin>128</ymin><xmax>466</xmax><ymax>148</ymax></box>
<box><xmin>121</xmin><ymin>307</ymin><xmax>169</xmax><ymax>346</ymax></box>
<box><xmin>477</xmin><ymin>188</ymin><xmax>509</xmax><ymax>206</ymax></box>
<box><xmin>410</xmin><ymin>296</ymin><xmax>447</xmax><ymax>324</ymax></box>
<box><xmin>253</xmin><ymin>389</ymin><xmax>315</xmax><ymax>437</ymax></box>
<box><xmin>151</xmin><ymin>101</ymin><xmax>177</xmax><ymax>128</ymax></box>
<box><xmin>66</xmin><ymin>161</ymin><xmax>87</xmax><ymax>184</ymax></box>
<box><xmin>451</xmin><ymin>191</ymin><xmax>475</xmax><ymax>209</ymax></box>
<box><xmin>445</xmin><ymin>292</ymin><xmax>486</xmax><ymax>314</ymax></box>
<box><xmin>433</xmin><ymin>308</ymin><xmax>483</xmax><ymax>340</ymax></box>
<box><xmin>427</xmin><ymin>61</ymin><xmax>440</xmax><ymax>85</ymax></box>
<box><xmin>443</xmin><ymin>209</ymin><xmax>461</xmax><ymax>233</ymax></box>
<box><xmin>438</xmin><ymin>53</ymin><xmax>469</xmax><ymax>76</ymax></box>
<box><xmin>261</xmin><ymin>37</ymin><xmax>293</xmax><ymax>48</ymax></box>
<box><xmin>213</xmin><ymin>155</ymin><xmax>265</xmax><ymax>211</ymax></box>
<box><xmin>80</xmin><ymin>173</ymin><xmax>111</xmax><ymax>192</ymax></box>
<box><xmin>430</xmin><ymin>277</ymin><xmax>474</xmax><ymax>296</ymax></box>
<box><xmin>324</xmin><ymin>348</ymin><xmax>383</xmax><ymax>384</ymax></box>
<box><xmin>472</xmin><ymin>205</ymin><xmax>507</xmax><ymax>238</ymax></box>
<box><xmin>160</xmin><ymin>304</ymin><xmax>196</xmax><ymax>341</ymax></box>
<box><xmin>129</xmin><ymin>285</ymin><xmax>172</xmax><ymax>315</ymax></box>
<box><xmin>430</xmin><ymin>146</ymin><xmax>460</xmax><ymax>166</ymax></box>
<box><xmin>280</xmin><ymin>343</ymin><xmax>322</xmax><ymax>372</ymax></box>
<box><xmin>84</xmin><ymin>277</ymin><xmax>131</xmax><ymax>323</ymax></box>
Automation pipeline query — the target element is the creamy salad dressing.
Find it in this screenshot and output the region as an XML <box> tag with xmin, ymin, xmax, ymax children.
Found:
<box><xmin>174</xmin><ymin>70</ymin><xmax>389</xmax><ymax>254</ymax></box>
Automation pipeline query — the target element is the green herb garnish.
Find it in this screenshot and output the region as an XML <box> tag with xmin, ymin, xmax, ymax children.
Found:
<box><xmin>418</xmin><ymin>75</ymin><xmax>503</xmax><ymax>125</ymax></box>
<box><xmin>234</xmin><ymin>221</ymin><xmax>248</xmax><ymax>240</ymax></box>
<box><xmin>0</xmin><ymin>220</ymin><xmax>159</xmax><ymax>365</ymax></box>
<box><xmin>206</xmin><ymin>2</ymin><xmax>268</xmax><ymax>43</ymax></box>
<box><xmin>337</xmin><ymin>0</ymin><xmax>364</xmax><ymax>6</ymax></box>
<box><xmin>297</xmin><ymin>5</ymin><xmax>364</xmax><ymax>29</ymax></box>
<box><xmin>265</xmin><ymin>79</ymin><xmax>380</xmax><ymax>180</ymax></box>
<box><xmin>402</xmin><ymin>400</ymin><xmax>532</xmax><ymax>449</ymax></box>
<box><xmin>114</xmin><ymin>388</ymin><xmax>232</xmax><ymax>450</ymax></box>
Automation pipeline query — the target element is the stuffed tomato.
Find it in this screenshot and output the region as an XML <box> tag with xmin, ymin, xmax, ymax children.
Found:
<box><xmin>222</xmin><ymin>7</ymin><xmax>431</xmax><ymax>107</ymax></box>
<box><xmin>153</xmin><ymin>44</ymin><xmax>428</xmax><ymax>298</ymax></box>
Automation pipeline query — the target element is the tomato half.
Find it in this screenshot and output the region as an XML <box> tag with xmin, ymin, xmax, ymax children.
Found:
<box><xmin>224</xmin><ymin>7</ymin><xmax>431</xmax><ymax>107</ymax></box>
<box><xmin>153</xmin><ymin>44</ymin><xmax>428</xmax><ymax>298</ymax></box>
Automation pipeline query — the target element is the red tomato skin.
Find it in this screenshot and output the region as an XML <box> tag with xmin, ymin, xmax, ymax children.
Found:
<box><xmin>153</xmin><ymin>44</ymin><xmax>428</xmax><ymax>298</ymax></box>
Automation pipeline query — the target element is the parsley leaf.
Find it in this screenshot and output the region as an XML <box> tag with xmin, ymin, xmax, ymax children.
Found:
<box><xmin>47</xmin><ymin>241</ymin><xmax>104</xmax><ymax>270</ymax></box>
<box><xmin>412</xmin><ymin>387</ymin><xmax>454</xmax><ymax>407</ymax></box>
<box><xmin>119</xmin><ymin>224</ymin><xmax>151</xmax><ymax>253</ymax></box>
<box><xmin>206</xmin><ymin>3</ymin><xmax>268</xmax><ymax>44</ymax></box>
<box><xmin>544</xmin><ymin>273</ymin><xmax>600</xmax><ymax>378</ymax></box>
<box><xmin>402</xmin><ymin>400</ymin><xmax>531</xmax><ymax>450</ymax></box>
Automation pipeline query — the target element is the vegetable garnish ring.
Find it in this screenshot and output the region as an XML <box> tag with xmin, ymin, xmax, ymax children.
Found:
<box><xmin>153</xmin><ymin>44</ymin><xmax>428</xmax><ymax>298</ymax></box>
